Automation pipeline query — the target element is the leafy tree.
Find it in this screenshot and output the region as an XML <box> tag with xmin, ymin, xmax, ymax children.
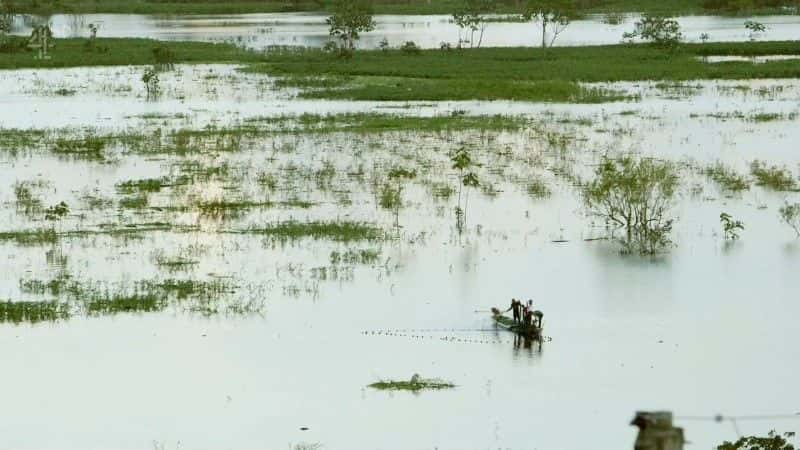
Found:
<box><xmin>623</xmin><ymin>14</ymin><xmax>683</xmax><ymax>48</ymax></box>
<box><xmin>326</xmin><ymin>0</ymin><xmax>376</xmax><ymax>51</ymax></box>
<box><xmin>142</xmin><ymin>67</ymin><xmax>160</xmax><ymax>98</ymax></box>
<box><xmin>717</xmin><ymin>431</ymin><xmax>795</xmax><ymax>450</ymax></box>
<box><xmin>382</xmin><ymin>167</ymin><xmax>416</xmax><ymax>228</ymax></box>
<box><xmin>0</xmin><ymin>0</ymin><xmax>14</xmax><ymax>37</ymax></box>
<box><xmin>720</xmin><ymin>212</ymin><xmax>744</xmax><ymax>240</ymax></box>
<box><xmin>451</xmin><ymin>147</ymin><xmax>479</xmax><ymax>233</ymax></box>
<box><xmin>521</xmin><ymin>0</ymin><xmax>575</xmax><ymax>48</ymax></box>
<box><xmin>779</xmin><ymin>202</ymin><xmax>800</xmax><ymax>237</ymax></box>
<box><xmin>452</xmin><ymin>0</ymin><xmax>494</xmax><ymax>48</ymax></box>
<box><xmin>583</xmin><ymin>156</ymin><xmax>679</xmax><ymax>255</ymax></box>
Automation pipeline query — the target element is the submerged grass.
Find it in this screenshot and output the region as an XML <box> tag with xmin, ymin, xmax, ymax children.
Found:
<box><xmin>369</xmin><ymin>378</ymin><xmax>456</xmax><ymax>391</ymax></box>
<box><xmin>0</xmin><ymin>223</ymin><xmax>193</xmax><ymax>247</ymax></box>
<box><xmin>16</xmin><ymin>275</ymin><xmax>240</xmax><ymax>323</ymax></box>
<box><xmin>116</xmin><ymin>177</ymin><xmax>185</xmax><ymax>194</ymax></box>
<box><xmin>330</xmin><ymin>248</ymin><xmax>382</xmax><ymax>265</ymax></box>
<box><xmin>704</xmin><ymin>162</ymin><xmax>751</xmax><ymax>192</ymax></box>
<box><xmin>197</xmin><ymin>199</ymin><xmax>313</xmax><ymax>216</ymax></box>
<box><xmin>235</xmin><ymin>221</ymin><xmax>385</xmax><ymax>242</ymax></box>
<box><xmin>0</xmin><ymin>128</ymin><xmax>47</xmax><ymax>153</ymax></box>
<box><xmin>0</xmin><ymin>229</ymin><xmax>58</xmax><ymax>246</ymax></box>
<box><xmin>53</xmin><ymin>135</ymin><xmax>107</xmax><ymax>160</ymax></box>
<box><xmin>85</xmin><ymin>294</ymin><xmax>167</xmax><ymax>315</ymax></box>
<box><xmin>267</xmin><ymin>113</ymin><xmax>531</xmax><ymax>133</ymax></box>
<box><xmin>0</xmin><ymin>300</ymin><xmax>71</xmax><ymax>324</ymax></box>
<box><xmin>1</xmin><ymin>114</ymin><xmax>531</xmax><ymax>161</ymax></box>
<box><xmin>293</xmin><ymin>77</ymin><xmax>631</xmax><ymax>103</ymax></box>
<box><xmin>750</xmin><ymin>160</ymin><xmax>798</xmax><ymax>191</ymax></box>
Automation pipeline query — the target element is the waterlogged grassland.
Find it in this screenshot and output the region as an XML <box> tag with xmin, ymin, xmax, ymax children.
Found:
<box><xmin>251</xmin><ymin>42</ymin><xmax>800</xmax><ymax>82</ymax></box>
<box><xmin>0</xmin><ymin>114</ymin><xmax>591</xmax><ymax>323</ymax></box>
<box><xmin>247</xmin><ymin>42</ymin><xmax>800</xmax><ymax>102</ymax></box>
<box><xmin>0</xmin><ymin>38</ymin><xmax>260</xmax><ymax>71</ymax></box>
<box><xmin>0</xmin><ymin>113</ymin><xmax>532</xmax><ymax>159</ymax></box>
<box><xmin>3</xmin><ymin>39</ymin><xmax>800</xmax><ymax>104</ymax></box>
<box><xmin>1</xmin><ymin>71</ymin><xmax>800</xmax><ymax>325</ymax></box>
<box><xmin>232</xmin><ymin>221</ymin><xmax>386</xmax><ymax>242</ymax></box>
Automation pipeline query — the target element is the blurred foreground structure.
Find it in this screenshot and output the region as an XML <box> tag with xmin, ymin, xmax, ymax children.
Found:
<box><xmin>632</xmin><ymin>411</ymin><xmax>685</xmax><ymax>450</ymax></box>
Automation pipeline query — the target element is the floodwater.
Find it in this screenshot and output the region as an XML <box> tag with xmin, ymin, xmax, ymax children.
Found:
<box><xmin>701</xmin><ymin>54</ymin><xmax>800</xmax><ymax>63</ymax></box>
<box><xmin>10</xmin><ymin>12</ymin><xmax>800</xmax><ymax>49</ymax></box>
<box><xmin>1</xmin><ymin>63</ymin><xmax>800</xmax><ymax>450</ymax></box>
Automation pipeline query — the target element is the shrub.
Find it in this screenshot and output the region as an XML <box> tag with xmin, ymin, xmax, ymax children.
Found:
<box><xmin>142</xmin><ymin>66</ymin><xmax>160</xmax><ymax>97</ymax></box>
<box><xmin>623</xmin><ymin>14</ymin><xmax>683</xmax><ymax>49</ymax></box>
<box><xmin>400</xmin><ymin>41</ymin><xmax>421</xmax><ymax>55</ymax></box>
<box><xmin>779</xmin><ymin>202</ymin><xmax>800</xmax><ymax>237</ymax></box>
<box><xmin>583</xmin><ymin>156</ymin><xmax>679</xmax><ymax>255</ymax></box>
<box><xmin>717</xmin><ymin>430</ymin><xmax>795</xmax><ymax>450</ymax></box>
<box><xmin>322</xmin><ymin>40</ymin><xmax>353</xmax><ymax>58</ymax></box>
<box><xmin>720</xmin><ymin>212</ymin><xmax>744</xmax><ymax>240</ymax></box>
<box><xmin>378</xmin><ymin>36</ymin><xmax>389</xmax><ymax>51</ymax></box>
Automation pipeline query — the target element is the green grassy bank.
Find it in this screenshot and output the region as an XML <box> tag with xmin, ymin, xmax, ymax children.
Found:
<box><xmin>247</xmin><ymin>41</ymin><xmax>800</xmax><ymax>101</ymax></box>
<box><xmin>0</xmin><ymin>38</ymin><xmax>260</xmax><ymax>70</ymax></box>
<box><xmin>3</xmin><ymin>38</ymin><xmax>799</xmax><ymax>102</ymax></box>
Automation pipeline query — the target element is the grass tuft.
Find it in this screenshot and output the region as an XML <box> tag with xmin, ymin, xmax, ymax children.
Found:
<box><xmin>236</xmin><ymin>221</ymin><xmax>385</xmax><ymax>242</ymax></box>
<box><xmin>369</xmin><ymin>377</ymin><xmax>456</xmax><ymax>391</ymax></box>
<box><xmin>704</xmin><ymin>162</ymin><xmax>751</xmax><ymax>192</ymax></box>
<box><xmin>750</xmin><ymin>160</ymin><xmax>798</xmax><ymax>191</ymax></box>
<box><xmin>0</xmin><ymin>300</ymin><xmax>71</xmax><ymax>324</ymax></box>
<box><xmin>0</xmin><ymin>229</ymin><xmax>58</xmax><ymax>246</ymax></box>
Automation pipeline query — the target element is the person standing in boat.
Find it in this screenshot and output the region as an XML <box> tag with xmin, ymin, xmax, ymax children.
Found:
<box><xmin>521</xmin><ymin>300</ymin><xmax>529</xmax><ymax>323</ymax></box>
<box><xmin>504</xmin><ymin>298</ymin><xmax>521</xmax><ymax>324</ymax></box>
<box><xmin>523</xmin><ymin>300</ymin><xmax>534</xmax><ymax>327</ymax></box>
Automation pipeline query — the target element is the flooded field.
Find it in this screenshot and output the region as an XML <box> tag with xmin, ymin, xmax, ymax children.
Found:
<box><xmin>1</xmin><ymin>60</ymin><xmax>800</xmax><ymax>450</ymax></box>
<box><xmin>10</xmin><ymin>12</ymin><xmax>800</xmax><ymax>49</ymax></box>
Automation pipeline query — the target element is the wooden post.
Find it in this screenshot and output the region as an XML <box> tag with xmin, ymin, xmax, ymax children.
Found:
<box><xmin>631</xmin><ymin>411</ymin><xmax>684</xmax><ymax>450</ymax></box>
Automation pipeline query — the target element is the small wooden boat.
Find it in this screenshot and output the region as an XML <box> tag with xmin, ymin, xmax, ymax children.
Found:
<box><xmin>491</xmin><ymin>308</ymin><xmax>543</xmax><ymax>338</ymax></box>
